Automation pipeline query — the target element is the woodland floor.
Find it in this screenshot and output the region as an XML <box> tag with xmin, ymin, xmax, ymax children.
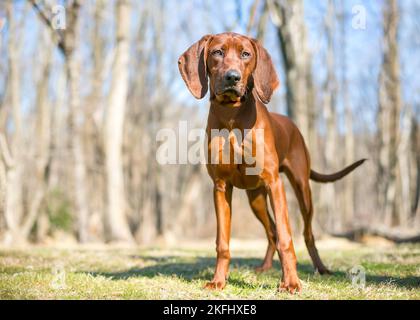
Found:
<box><xmin>0</xmin><ymin>238</ymin><xmax>419</xmax><ymax>300</ymax></box>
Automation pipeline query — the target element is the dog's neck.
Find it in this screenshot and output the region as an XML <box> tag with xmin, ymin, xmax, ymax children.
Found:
<box><xmin>209</xmin><ymin>89</ymin><xmax>257</xmax><ymax>130</ymax></box>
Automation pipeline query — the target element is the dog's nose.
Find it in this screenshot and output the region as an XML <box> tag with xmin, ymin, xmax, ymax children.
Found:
<box><xmin>224</xmin><ymin>70</ymin><xmax>241</xmax><ymax>85</ymax></box>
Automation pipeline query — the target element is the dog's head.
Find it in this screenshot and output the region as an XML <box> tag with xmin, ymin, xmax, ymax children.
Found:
<box><xmin>178</xmin><ymin>32</ymin><xmax>279</xmax><ymax>107</ymax></box>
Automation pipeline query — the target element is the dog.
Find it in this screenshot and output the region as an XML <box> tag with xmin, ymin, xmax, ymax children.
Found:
<box><xmin>178</xmin><ymin>32</ymin><xmax>365</xmax><ymax>293</ymax></box>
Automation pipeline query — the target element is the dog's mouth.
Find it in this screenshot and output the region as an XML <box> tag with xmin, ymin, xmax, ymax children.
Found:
<box><xmin>215</xmin><ymin>87</ymin><xmax>244</xmax><ymax>106</ymax></box>
<box><xmin>222</xmin><ymin>87</ymin><xmax>242</xmax><ymax>96</ymax></box>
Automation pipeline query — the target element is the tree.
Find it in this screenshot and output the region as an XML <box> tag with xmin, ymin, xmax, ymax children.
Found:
<box><xmin>377</xmin><ymin>0</ymin><xmax>402</xmax><ymax>227</ymax></box>
<box><xmin>103</xmin><ymin>0</ymin><xmax>133</xmax><ymax>243</ymax></box>
<box><xmin>32</xmin><ymin>0</ymin><xmax>90</xmax><ymax>242</ymax></box>
<box><xmin>267</xmin><ymin>0</ymin><xmax>316</xmax><ymax>150</ymax></box>
<box><xmin>2</xmin><ymin>3</ymin><xmax>24</xmax><ymax>244</ymax></box>
<box><xmin>322</xmin><ymin>0</ymin><xmax>339</xmax><ymax>232</ymax></box>
<box><xmin>339</xmin><ymin>0</ymin><xmax>356</xmax><ymax>230</ymax></box>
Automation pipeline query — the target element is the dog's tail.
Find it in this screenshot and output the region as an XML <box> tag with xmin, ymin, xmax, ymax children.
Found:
<box><xmin>310</xmin><ymin>159</ymin><xmax>367</xmax><ymax>183</ymax></box>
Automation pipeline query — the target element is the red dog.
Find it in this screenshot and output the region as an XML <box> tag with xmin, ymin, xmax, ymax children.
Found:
<box><xmin>178</xmin><ymin>32</ymin><xmax>365</xmax><ymax>293</ymax></box>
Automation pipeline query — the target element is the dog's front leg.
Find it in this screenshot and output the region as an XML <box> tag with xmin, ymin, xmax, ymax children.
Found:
<box><xmin>266</xmin><ymin>177</ymin><xmax>302</xmax><ymax>294</ymax></box>
<box><xmin>205</xmin><ymin>180</ymin><xmax>233</xmax><ymax>290</ymax></box>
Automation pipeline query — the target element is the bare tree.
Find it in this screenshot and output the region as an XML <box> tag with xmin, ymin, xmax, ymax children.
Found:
<box><xmin>103</xmin><ymin>0</ymin><xmax>133</xmax><ymax>243</ymax></box>
<box><xmin>246</xmin><ymin>0</ymin><xmax>269</xmax><ymax>41</ymax></box>
<box><xmin>413</xmin><ymin>117</ymin><xmax>420</xmax><ymax>227</ymax></box>
<box><xmin>322</xmin><ymin>0</ymin><xmax>339</xmax><ymax>232</ymax></box>
<box><xmin>267</xmin><ymin>0</ymin><xmax>316</xmax><ymax>150</ymax></box>
<box><xmin>29</xmin><ymin>29</ymin><xmax>53</xmax><ymax>242</ymax></box>
<box><xmin>65</xmin><ymin>1</ymin><xmax>91</xmax><ymax>243</ymax></box>
<box><xmin>32</xmin><ymin>0</ymin><xmax>90</xmax><ymax>242</ymax></box>
<box><xmin>377</xmin><ymin>0</ymin><xmax>402</xmax><ymax>227</ymax></box>
<box><xmin>3</xmin><ymin>3</ymin><xmax>24</xmax><ymax>243</ymax></box>
<box><xmin>339</xmin><ymin>0</ymin><xmax>356</xmax><ymax>230</ymax></box>
<box><xmin>397</xmin><ymin>106</ymin><xmax>413</xmax><ymax>228</ymax></box>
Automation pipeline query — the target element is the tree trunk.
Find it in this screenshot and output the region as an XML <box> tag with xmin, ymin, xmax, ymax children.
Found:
<box><xmin>4</xmin><ymin>3</ymin><xmax>24</xmax><ymax>244</ymax></box>
<box><xmin>397</xmin><ymin>106</ymin><xmax>412</xmax><ymax>228</ymax></box>
<box><xmin>103</xmin><ymin>0</ymin><xmax>133</xmax><ymax>243</ymax></box>
<box><xmin>0</xmin><ymin>150</ymin><xmax>6</xmax><ymax>235</ymax></box>
<box><xmin>64</xmin><ymin>1</ymin><xmax>92</xmax><ymax>242</ymax></box>
<box><xmin>0</xmin><ymin>134</ymin><xmax>14</xmax><ymax>243</ymax></box>
<box><xmin>268</xmin><ymin>0</ymin><xmax>315</xmax><ymax>146</ymax></box>
<box><xmin>322</xmin><ymin>0</ymin><xmax>338</xmax><ymax>232</ymax></box>
<box><xmin>411</xmin><ymin>117</ymin><xmax>420</xmax><ymax>227</ymax></box>
<box><xmin>67</xmin><ymin>52</ymin><xmax>90</xmax><ymax>243</ymax></box>
<box><xmin>30</xmin><ymin>29</ymin><xmax>53</xmax><ymax>242</ymax></box>
<box><xmin>339</xmin><ymin>0</ymin><xmax>356</xmax><ymax>230</ymax></box>
<box><xmin>377</xmin><ymin>0</ymin><xmax>402</xmax><ymax>227</ymax></box>
<box><xmin>84</xmin><ymin>0</ymin><xmax>107</xmax><ymax>241</ymax></box>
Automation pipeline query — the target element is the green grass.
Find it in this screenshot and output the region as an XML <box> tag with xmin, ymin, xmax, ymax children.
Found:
<box><xmin>0</xmin><ymin>241</ymin><xmax>419</xmax><ymax>299</ymax></box>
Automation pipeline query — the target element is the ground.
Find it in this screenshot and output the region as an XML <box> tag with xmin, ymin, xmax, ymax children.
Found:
<box><xmin>0</xmin><ymin>238</ymin><xmax>419</xmax><ymax>300</ymax></box>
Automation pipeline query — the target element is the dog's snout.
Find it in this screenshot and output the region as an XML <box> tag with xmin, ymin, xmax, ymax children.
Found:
<box><xmin>224</xmin><ymin>70</ymin><xmax>241</xmax><ymax>85</ymax></box>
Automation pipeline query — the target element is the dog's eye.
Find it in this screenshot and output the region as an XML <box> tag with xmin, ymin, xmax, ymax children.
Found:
<box><xmin>212</xmin><ymin>50</ymin><xmax>223</xmax><ymax>57</ymax></box>
<box><xmin>241</xmin><ymin>51</ymin><xmax>251</xmax><ymax>59</ymax></box>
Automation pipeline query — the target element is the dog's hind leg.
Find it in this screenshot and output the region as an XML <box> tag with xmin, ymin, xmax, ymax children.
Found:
<box><xmin>297</xmin><ymin>182</ymin><xmax>331</xmax><ymax>274</ymax></box>
<box><xmin>285</xmin><ymin>165</ymin><xmax>332</xmax><ymax>275</ymax></box>
<box><xmin>246</xmin><ymin>187</ymin><xmax>278</xmax><ymax>273</ymax></box>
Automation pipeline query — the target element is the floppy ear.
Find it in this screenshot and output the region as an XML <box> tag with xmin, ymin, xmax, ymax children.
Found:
<box><xmin>251</xmin><ymin>39</ymin><xmax>279</xmax><ymax>104</ymax></box>
<box><xmin>178</xmin><ymin>35</ymin><xmax>212</xmax><ymax>99</ymax></box>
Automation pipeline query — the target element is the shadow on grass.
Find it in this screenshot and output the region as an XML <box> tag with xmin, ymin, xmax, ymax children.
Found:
<box><xmin>83</xmin><ymin>255</ymin><xmax>420</xmax><ymax>289</ymax></box>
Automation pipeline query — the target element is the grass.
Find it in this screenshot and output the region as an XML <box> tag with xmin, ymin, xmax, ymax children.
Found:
<box><xmin>0</xmin><ymin>239</ymin><xmax>419</xmax><ymax>300</ymax></box>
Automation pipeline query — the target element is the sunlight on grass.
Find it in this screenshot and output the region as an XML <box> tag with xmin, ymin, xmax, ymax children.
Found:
<box><xmin>0</xmin><ymin>243</ymin><xmax>419</xmax><ymax>299</ymax></box>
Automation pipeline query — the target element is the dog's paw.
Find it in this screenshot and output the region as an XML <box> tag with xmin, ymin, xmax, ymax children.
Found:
<box><xmin>255</xmin><ymin>264</ymin><xmax>273</xmax><ymax>273</ymax></box>
<box><xmin>204</xmin><ymin>280</ymin><xmax>226</xmax><ymax>290</ymax></box>
<box><xmin>316</xmin><ymin>266</ymin><xmax>332</xmax><ymax>275</ymax></box>
<box><xmin>278</xmin><ymin>277</ymin><xmax>302</xmax><ymax>294</ymax></box>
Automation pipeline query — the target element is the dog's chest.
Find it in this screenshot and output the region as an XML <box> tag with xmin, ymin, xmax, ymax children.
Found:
<box><xmin>207</xmin><ymin>128</ymin><xmax>265</xmax><ymax>189</ymax></box>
